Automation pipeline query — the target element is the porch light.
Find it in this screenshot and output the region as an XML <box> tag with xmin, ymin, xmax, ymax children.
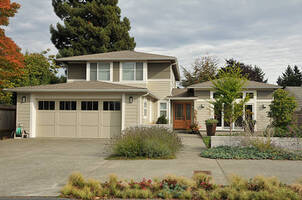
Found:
<box><xmin>21</xmin><ymin>96</ymin><xmax>27</xmax><ymax>103</ymax></box>
<box><xmin>262</xmin><ymin>104</ymin><xmax>266</xmax><ymax>109</ymax></box>
<box><xmin>129</xmin><ymin>96</ymin><xmax>133</xmax><ymax>104</ymax></box>
<box><xmin>199</xmin><ymin>104</ymin><xmax>204</xmax><ymax>110</ymax></box>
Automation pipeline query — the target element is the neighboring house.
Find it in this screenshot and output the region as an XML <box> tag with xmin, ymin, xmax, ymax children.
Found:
<box><xmin>6</xmin><ymin>50</ymin><xmax>280</xmax><ymax>138</ymax></box>
<box><xmin>285</xmin><ymin>87</ymin><xmax>302</xmax><ymax>126</ymax></box>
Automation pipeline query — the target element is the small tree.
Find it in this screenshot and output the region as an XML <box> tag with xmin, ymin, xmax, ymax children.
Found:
<box><xmin>211</xmin><ymin>66</ymin><xmax>249</xmax><ymax>134</ymax></box>
<box><xmin>268</xmin><ymin>89</ymin><xmax>297</xmax><ymax>130</ymax></box>
<box><xmin>181</xmin><ymin>55</ymin><xmax>218</xmax><ymax>87</ymax></box>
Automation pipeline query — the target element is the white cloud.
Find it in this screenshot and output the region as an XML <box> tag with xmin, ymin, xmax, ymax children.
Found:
<box><xmin>5</xmin><ymin>0</ymin><xmax>302</xmax><ymax>83</ymax></box>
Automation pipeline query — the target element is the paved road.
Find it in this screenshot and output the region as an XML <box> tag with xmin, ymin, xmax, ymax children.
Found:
<box><xmin>0</xmin><ymin>135</ymin><xmax>302</xmax><ymax>196</ymax></box>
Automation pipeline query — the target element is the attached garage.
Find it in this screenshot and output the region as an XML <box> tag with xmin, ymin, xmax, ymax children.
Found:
<box><xmin>36</xmin><ymin>100</ymin><xmax>121</xmax><ymax>138</ymax></box>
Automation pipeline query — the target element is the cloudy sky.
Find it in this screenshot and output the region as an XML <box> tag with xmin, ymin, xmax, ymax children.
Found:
<box><xmin>6</xmin><ymin>0</ymin><xmax>302</xmax><ymax>83</ymax></box>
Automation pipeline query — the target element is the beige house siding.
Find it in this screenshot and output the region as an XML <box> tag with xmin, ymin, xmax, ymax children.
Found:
<box><xmin>16</xmin><ymin>93</ymin><xmax>31</xmax><ymax>132</ymax></box>
<box><xmin>194</xmin><ymin>100</ymin><xmax>212</xmax><ymax>130</ymax></box>
<box><xmin>152</xmin><ymin>100</ymin><xmax>158</xmax><ymax>123</ymax></box>
<box><xmin>68</xmin><ymin>63</ymin><xmax>86</xmax><ymax>80</ymax></box>
<box><xmin>147</xmin><ymin>81</ymin><xmax>172</xmax><ymax>99</ymax></box>
<box><xmin>124</xmin><ymin>94</ymin><xmax>141</xmax><ymax>128</ymax></box>
<box><xmin>257</xmin><ymin>90</ymin><xmax>274</xmax><ymax>100</ymax></box>
<box><xmin>195</xmin><ymin>90</ymin><xmax>210</xmax><ymax>99</ymax></box>
<box><xmin>148</xmin><ymin>63</ymin><xmax>171</xmax><ymax>79</ymax></box>
<box><xmin>256</xmin><ymin>100</ymin><xmax>271</xmax><ymax>131</ymax></box>
<box><xmin>113</xmin><ymin>62</ymin><xmax>120</xmax><ymax>82</ymax></box>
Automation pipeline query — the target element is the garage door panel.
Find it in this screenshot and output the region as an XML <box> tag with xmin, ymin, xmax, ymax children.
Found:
<box><xmin>100</xmin><ymin>127</ymin><xmax>111</xmax><ymax>138</ymax></box>
<box><xmin>103</xmin><ymin>112</ymin><xmax>121</xmax><ymax>126</ymax></box>
<box><xmin>80</xmin><ymin>126</ymin><xmax>99</xmax><ymax>138</ymax></box>
<box><xmin>58</xmin><ymin>125</ymin><xmax>76</xmax><ymax>137</ymax></box>
<box><xmin>58</xmin><ymin>112</ymin><xmax>77</xmax><ymax>125</ymax></box>
<box><xmin>37</xmin><ymin>126</ymin><xmax>55</xmax><ymax>137</ymax></box>
<box><xmin>38</xmin><ymin>112</ymin><xmax>55</xmax><ymax>125</ymax></box>
<box><xmin>80</xmin><ymin>112</ymin><xmax>99</xmax><ymax>125</ymax></box>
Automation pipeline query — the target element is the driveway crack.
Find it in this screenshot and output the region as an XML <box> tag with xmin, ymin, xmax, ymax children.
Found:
<box><xmin>215</xmin><ymin>159</ymin><xmax>229</xmax><ymax>184</ymax></box>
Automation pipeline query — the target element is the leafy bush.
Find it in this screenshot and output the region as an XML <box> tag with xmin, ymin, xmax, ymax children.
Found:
<box><xmin>202</xmin><ymin>136</ymin><xmax>211</xmax><ymax>148</ymax></box>
<box><xmin>265</xmin><ymin>126</ymin><xmax>302</xmax><ymax>138</ymax></box>
<box><xmin>205</xmin><ymin>119</ymin><xmax>218</xmax><ymax>125</ymax></box>
<box><xmin>156</xmin><ymin>115</ymin><xmax>168</xmax><ymax>124</ymax></box>
<box><xmin>61</xmin><ymin>173</ymin><xmax>302</xmax><ymax>200</ymax></box>
<box><xmin>111</xmin><ymin>127</ymin><xmax>182</xmax><ymax>159</ymax></box>
<box><xmin>268</xmin><ymin>89</ymin><xmax>297</xmax><ymax>130</ymax></box>
<box><xmin>200</xmin><ymin>146</ymin><xmax>302</xmax><ymax>160</ymax></box>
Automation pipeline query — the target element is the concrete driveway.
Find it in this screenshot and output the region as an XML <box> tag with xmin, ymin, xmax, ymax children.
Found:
<box><xmin>1</xmin><ymin>135</ymin><xmax>302</xmax><ymax>196</ymax></box>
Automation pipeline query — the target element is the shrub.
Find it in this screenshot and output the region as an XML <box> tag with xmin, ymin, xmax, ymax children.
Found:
<box><xmin>193</xmin><ymin>173</ymin><xmax>215</xmax><ymax>190</ymax></box>
<box><xmin>111</xmin><ymin>127</ymin><xmax>182</xmax><ymax>159</ymax></box>
<box><xmin>156</xmin><ymin>115</ymin><xmax>168</xmax><ymax>124</ymax></box>
<box><xmin>268</xmin><ymin>89</ymin><xmax>297</xmax><ymax>130</ymax></box>
<box><xmin>69</xmin><ymin>172</ymin><xmax>86</xmax><ymax>188</ymax></box>
<box><xmin>200</xmin><ymin>146</ymin><xmax>302</xmax><ymax>160</ymax></box>
<box><xmin>61</xmin><ymin>173</ymin><xmax>302</xmax><ymax>200</ymax></box>
<box><xmin>205</xmin><ymin>119</ymin><xmax>218</xmax><ymax>125</ymax></box>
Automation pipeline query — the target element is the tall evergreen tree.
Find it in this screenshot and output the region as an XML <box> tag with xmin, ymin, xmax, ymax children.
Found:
<box><xmin>277</xmin><ymin>65</ymin><xmax>302</xmax><ymax>87</ymax></box>
<box><xmin>50</xmin><ymin>0</ymin><xmax>136</xmax><ymax>58</ymax></box>
<box><xmin>220</xmin><ymin>59</ymin><xmax>268</xmax><ymax>83</ymax></box>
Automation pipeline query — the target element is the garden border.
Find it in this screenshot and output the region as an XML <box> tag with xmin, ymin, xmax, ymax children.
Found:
<box><xmin>211</xmin><ymin>136</ymin><xmax>302</xmax><ymax>151</ymax></box>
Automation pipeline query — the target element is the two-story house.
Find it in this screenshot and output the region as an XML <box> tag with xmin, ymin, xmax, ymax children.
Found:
<box><xmin>7</xmin><ymin>50</ymin><xmax>280</xmax><ymax>138</ymax></box>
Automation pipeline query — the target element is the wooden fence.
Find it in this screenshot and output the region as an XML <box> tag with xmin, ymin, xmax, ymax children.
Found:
<box><xmin>0</xmin><ymin>105</ymin><xmax>16</xmax><ymax>139</ymax></box>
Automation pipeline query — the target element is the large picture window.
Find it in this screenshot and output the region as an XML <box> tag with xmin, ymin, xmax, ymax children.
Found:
<box><xmin>122</xmin><ymin>62</ymin><xmax>143</xmax><ymax>81</ymax></box>
<box><xmin>90</xmin><ymin>63</ymin><xmax>111</xmax><ymax>81</ymax></box>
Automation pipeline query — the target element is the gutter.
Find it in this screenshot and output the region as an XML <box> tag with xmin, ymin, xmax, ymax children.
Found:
<box><xmin>4</xmin><ymin>88</ymin><xmax>149</xmax><ymax>93</ymax></box>
<box><xmin>142</xmin><ymin>92</ymin><xmax>160</xmax><ymax>100</ymax></box>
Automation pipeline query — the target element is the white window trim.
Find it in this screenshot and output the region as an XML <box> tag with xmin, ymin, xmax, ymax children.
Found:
<box><xmin>158</xmin><ymin>100</ymin><xmax>169</xmax><ymax>120</ymax></box>
<box><xmin>120</xmin><ymin>61</ymin><xmax>147</xmax><ymax>82</ymax></box>
<box><xmin>87</xmin><ymin>62</ymin><xmax>113</xmax><ymax>82</ymax></box>
<box><xmin>143</xmin><ymin>98</ymin><xmax>148</xmax><ymax>119</ymax></box>
<box><xmin>149</xmin><ymin>100</ymin><xmax>152</xmax><ymax>123</ymax></box>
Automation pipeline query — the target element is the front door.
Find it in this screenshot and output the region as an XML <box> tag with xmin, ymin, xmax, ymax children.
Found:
<box><xmin>173</xmin><ymin>102</ymin><xmax>192</xmax><ymax>129</ymax></box>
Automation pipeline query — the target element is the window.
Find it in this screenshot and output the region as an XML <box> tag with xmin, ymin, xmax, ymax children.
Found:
<box><xmin>81</xmin><ymin>101</ymin><xmax>98</xmax><ymax>111</ymax></box>
<box><xmin>246</xmin><ymin>92</ymin><xmax>254</xmax><ymax>99</ymax></box>
<box><xmin>122</xmin><ymin>62</ymin><xmax>144</xmax><ymax>81</ymax></box>
<box><xmin>103</xmin><ymin>101</ymin><xmax>121</xmax><ymax>111</ymax></box>
<box><xmin>90</xmin><ymin>63</ymin><xmax>97</xmax><ymax>81</ymax></box>
<box><xmin>143</xmin><ymin>98</ymin><xmax>147</xmax><ymax>118</ymax></box>
<box><xmin>60</xmin><ymin>101</ymin><xmax>77</xmax><ymax>110</ymax></box>
<box><xmin>98</xmin><ymin>63</ymin><xmax>110</xmax><ymax>81</ymax></box>
<box><xmin>90</xmin><ymin>63</ymin><xmax>111</xmax><ymax>81</ymax></box>
<box><xmin>38</xmin><ymin>101</ymin><xmax>55</xmax><ymax>110</ymax></box>
<box><xmin>160</xmin><ymin>102</ymin><xmax>168</xmax><ymax>117</ymax></box>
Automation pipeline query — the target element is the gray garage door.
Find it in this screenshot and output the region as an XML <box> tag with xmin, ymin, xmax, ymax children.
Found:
<box><xmin>36</xmin><ymin>100</ymin><xmax>121</xmax><ymax>138</ymax></box>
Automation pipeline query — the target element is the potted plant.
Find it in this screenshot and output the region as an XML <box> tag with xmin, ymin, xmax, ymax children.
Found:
<box><xmin>205</xmin><ymin>119</ymin><xmax>218</xmax><ymax>136</ymax></box>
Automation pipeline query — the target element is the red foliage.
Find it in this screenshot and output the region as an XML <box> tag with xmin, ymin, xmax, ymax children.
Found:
<box><xmin>0</xmin><ymin>0</ymin><xmax>24</xmax><ymax>86</ymax></box>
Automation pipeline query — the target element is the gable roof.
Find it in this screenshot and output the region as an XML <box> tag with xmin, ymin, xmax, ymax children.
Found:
<box><xmin>56</xmin><ymin>50</ymin><xmax>180</xmax><ymax>81</ymax></box>
<box><xmin>5</xmin><ymin>81</ymin><xmax>148</xmax><ymax>93</ymax></box>
<box><xmin>188</xmin><ymin>80</ymin><xmax>281</xmax><ymax>90</ymax></box>
<box><xmin>56</xmin><ymin>50</ymin><xmax>177</xmax><ymax>62</ymax></box>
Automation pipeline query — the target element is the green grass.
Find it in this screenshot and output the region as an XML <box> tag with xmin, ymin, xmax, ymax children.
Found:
<box><xmin>202</xmin><ymin>136</ymin><xmax>211</xmax><ymax>148</ymax></box>
<box><xmin>200</xmin><ymin>146</ymin><xmax>302</xmax><ymax>160</ymax></box>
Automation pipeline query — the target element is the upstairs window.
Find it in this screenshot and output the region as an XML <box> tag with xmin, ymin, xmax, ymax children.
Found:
<box><xmin>38</xmin><ymin>101</ymin><xmax>55</xmax><ymax>110</ymax></box>
<box><xmin>90</xmin><ymin>63</ymin><xmax>111</xmax><ymax>81</ymax></box>
<box><xmin>122</xmin><ymin>62</ymin><xmax>143</xmax><ymax>81</ymax></box>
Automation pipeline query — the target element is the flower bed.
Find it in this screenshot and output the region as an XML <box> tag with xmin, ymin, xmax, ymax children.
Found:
<box><xmin>108</xmin><ymin>126</ymin><xmax>182</xmax><ymax>159</ymax></box>
<box><xmin>200</xmin><ymin>146</ymin><xmax>302</xmax><ymax>160</ymax></box>
<box><xmin>61</xmin><ymin>173</ymin><xmax>302</xmax><ymax>200</ymax></box>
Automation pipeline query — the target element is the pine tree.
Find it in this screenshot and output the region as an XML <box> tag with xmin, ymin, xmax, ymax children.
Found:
<box><xmin>50</xmin><ymin>0</ymin><xmax>136</xmax><ymax>58</ymax></box>
<box><xmin>220</xmin><ymin>59</ymin><xmax>268</xmax><ymax>83</ymax></box>
<box><xmin>277</xmin><ymin>65</ymin><xmax>302</xmax><ymax>87</ymax></box>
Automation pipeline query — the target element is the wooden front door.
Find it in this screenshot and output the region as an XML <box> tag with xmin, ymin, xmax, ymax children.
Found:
<box><xmin>173</xmin><ymin>102</ymin><xmax>192</xmax><ymax>129</ymax></box>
